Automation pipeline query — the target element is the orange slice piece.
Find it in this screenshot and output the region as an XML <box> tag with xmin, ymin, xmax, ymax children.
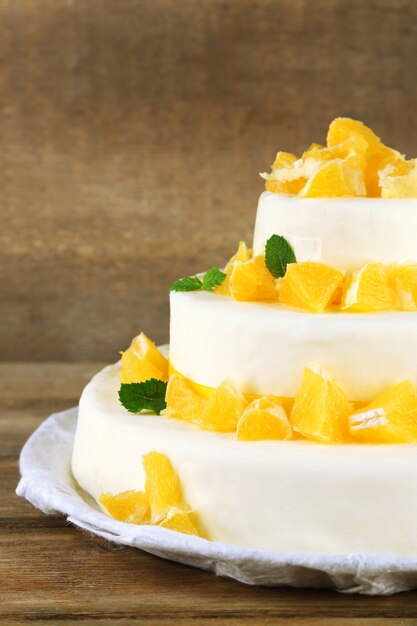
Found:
<box><xmin>300</xmin><ymin>158</ymin><xmax>366</xmax><ymax>197</ymax></box>
<box><xmin>197</xmin><ymin>379</ymin><xmax>248</xmax><ymax>432</ymax></box>
<box><xmin>342</xmin><ymin>262</ymin><xmax>396</xmax><ymax>312</ymax></box>
<box><xmin>216</xmin><ymin>241</ymin><xmax>252</xmax><ymax>296</ymax></box>
<box><xmin>266</xmin><ymin>177</ymin><xmax>307</xmax><ymax>195</ymax></box>
<box><xmin>327</xmin><ymin>117</ymin><xmax>404</xmax><ymax>196</ymax></box>
<box><xmin>303</xmin><ymin>135</ymin><xmax>368</xmax><ymax>163</ymax></box>
<box><xmin>159</xmin><ymin>509</ymin><xmax>205</xmax><ymax>537</ymax></box>
<box><xmin>349</xmin><ymin>380</ymin><xmax>417</xmax><ymax>443</ymax></box>
<box><xmin>302</xmin><ymin>143</ymin><xmax>326</xmax><ymax>158</ymax></box>
<box><xmin>120</xmin><ymin>333</ymin><xmax>168</xmax><ymax>383</ymax></box>
<box><xmin>236</xmin><ymin>397</ymin><xmax>293</xmax><ymax>441</ymax></box>
<box><xmin>389</xmin><ymin>263</ymin><xmax>417</xmax><ymax>311</ymax></box>
<box><xmin>380</xmin><ymin>160</ymin><xmax>417</xmax><ymax>198</ymax></box>
<box><xmin>327</xmin><ymin>117</ymin><xmax>382</xmax><ymax>154</ymax></box>
<box><xmin>271</xmin><ymin>151</ymin><xmax>298</xmax><ymax>169</ymax></box>
<box><xmin>143</xmin><ymin>451</ymin><xmax>184</xmax><ymax>522</ymax></box>
<box><xmin>290</xmin><ymin>367</ymin><xmax>353</xmax><ymax>443</ymax></box>
<box><xmin>165</xmin><ymin>374</ymin><xmax>206</xmax><ymax>422</ymax></box>
<box><xmin>279</xmin><ymin>262</ymin><xmax>344</xmax><ymax>313</ymax></box>
<box><xmin>229</xmin><ymin>256</ymin><xmax>278</xmax><ymax>302</ymax></box>
<box><xmin>99</xmin><ymin>490</ymin><xmax>150</xmax><ymax>524</ymax></box>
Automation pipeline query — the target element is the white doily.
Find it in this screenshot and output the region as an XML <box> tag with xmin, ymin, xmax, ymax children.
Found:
<box><xmin>16</xmin><ymin>407</ymin><xmax>417</xmax><ymax>595</ymax></box>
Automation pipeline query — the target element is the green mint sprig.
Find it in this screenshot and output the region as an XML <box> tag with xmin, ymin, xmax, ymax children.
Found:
<box><xmin>170</xmin><ymin>276</ymin><xmax>203</xmax><ymax>292</ymax></box>
<box><xmin>265</xmin><ymin>234</ymin><xmax>297</xmax><ymax>278</ymax></box>
<box><xmin>119</xmin><ymin>379</ymin><xmax>167</xmax><ymax>415</ymax></box>
<box><xmin>202</xmin><ymin>267</ymin><xmax>226</xmax><ymax>291</ymax></box>
<box><xmin>170</xmin><ymin>268</ymin><xmax>226</xmax><ymax>293</ymax></box>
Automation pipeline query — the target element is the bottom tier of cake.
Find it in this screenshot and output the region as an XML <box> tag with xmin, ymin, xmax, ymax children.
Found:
<box><xmin>72</xmin><ymin>362</ymin><xmax>417</xmax><ymax>556</ymax></box>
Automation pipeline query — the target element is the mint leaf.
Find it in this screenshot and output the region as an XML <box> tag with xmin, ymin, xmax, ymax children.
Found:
<box><xmin>119</xmin><ymin>379</ymin><xmax>167</xmax><ymax>415</ymax></box>
<box><xmin>202</xmin><ymin>267</ymin><xmax>226</xmax><ymax>292</ymax></box>
<box><xmin>265</xmin><ymin>234</ymin><xmax>296</xmax><ymax>278</ymax></box>
<box><xmin>170</xmin><ymin>276</ymin><xmax>203</xmax><ymax>292</ymax></box>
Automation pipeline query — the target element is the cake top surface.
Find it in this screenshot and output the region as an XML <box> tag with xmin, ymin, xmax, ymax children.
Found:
<box><xmin>260</xmin><ymin>117</ymin><xmax>417</xmax><ymax>198</ymax></box>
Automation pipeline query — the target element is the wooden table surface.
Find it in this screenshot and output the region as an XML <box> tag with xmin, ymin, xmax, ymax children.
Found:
<box><xmin>2</xmin><ymin>363</ymin><xmax>417</xmax><ymax>625</ymax></box>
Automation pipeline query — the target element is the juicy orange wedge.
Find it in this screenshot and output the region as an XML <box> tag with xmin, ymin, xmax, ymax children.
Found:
<box><xmin>216</xmin><ymin>241</ymin><xmax>252</xmax><ymax>296</ymax></box>
<box><xmin>159</xmin><ymin>509</ymin><xmax>205</xmax><ymax>537</ymax></box>
<box><xmin>303</xmin><ymin>135</ymin><xmax>368</xmax><ymax>163</ymax></box>
<box><xmin>290</xmin><ymin>367</ymin><xmax>353</xmax><ymax>443</ymax></box>
<box><xmin>327</xmin><ymin>117</ymin><xmax>405</xmax><ymax>197</ymax></box>
<box><xmin>299</xmin><ymin>158</ymin><xmax>366</xmax><ymax>197</ymax></box>
<box><xmin>120</xmin><ymin>333</ymin><xmax>168</xmax><ymax>383</ymax></box>
<box><xmin>349</xmin><ymin>380</ymin><xmax>417</xmax><ymax>443</ymax></box>
<box><xmin>271</xmin><ymin>151</ymin><xmax>298</xmax><ymax>169</ymax></box>
<box><xmin>197</xmin><ymin>379</ymin><xmax>248</xmax><ymax>432</ymax></box>
<box><xmin>165</xmin><ymin>374</ymin><xmax>206</xmax><ymax>422</ymax></box>
<box><xmin>99</xmin><ymin>490</ymin><xmax>150</xmax><ymax>524</ymax></box>
<box><xmin>388</xmin><ymin>263</ymin><xmax>417</xmax><ymax>311</ymax></box>
<box><xmin>229</xmin><ymin>256</ymin><xmax>278</xmax><ymax>302</ymax></box>
<box><xmin>342</xmin><ymin>262</ymin><xmax>396</xmax><ymax>312</ymax></box>
<box><xmin>279</xmin><ymin>262</ymin><xmax>344</xmax><ymax>313</ymax></box>
<box><xmin>266</xmin><ymin>177</ymin><xmax>307</xmax><ymax>195</ymax></box>
<box><xmin>236</xmin><ymin>397</ymin><xmax>292</xmax><ymax>441</ymax></box>
<box><xmin>327</xmin><ymin>118</ymin><xmax>382</xmax><ymax>154</ymax></box>
<box><xmin>380</xmin><ymin>160</ymin><xmax>417</xmax><ymax>198</ymax></box>
<box><xmin>143</xmin><ymin>451</ymin><xmax>184</xmax><ymax>522</ymax></box>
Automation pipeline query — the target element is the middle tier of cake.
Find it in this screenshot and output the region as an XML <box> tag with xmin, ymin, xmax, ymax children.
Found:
<box><xmin>169</xmin><ymin>290</ymin><xmax>417</xmax><ymax>402</ymax></box>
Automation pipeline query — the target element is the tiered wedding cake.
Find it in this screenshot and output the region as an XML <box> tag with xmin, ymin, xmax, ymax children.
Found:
<box><xmin>72</xmin><ymin>118</ymin><xmax>417</xmax><ymax>555</ymax></box>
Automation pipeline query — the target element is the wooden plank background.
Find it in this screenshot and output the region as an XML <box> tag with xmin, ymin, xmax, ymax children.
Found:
<box><xmin>2</xmin><ymin>0</ymin><xmax>417</xmax><ymax>362</ymax></box>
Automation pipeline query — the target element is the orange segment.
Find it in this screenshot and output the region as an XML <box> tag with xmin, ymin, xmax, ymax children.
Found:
<box><xmin>366</xmin><ymin>148</ymin><xmax>406</xmax><ymax>197</ymax></box>
<box><xmin>300</xmin><ymin>158</ymin><xmax>366</xmax><ymax>197</ymax></box>
<box><xmin>327</xmin><ymin>117</ymin><xmax>406</xmax><ymax>196</ymax></box>
<box><xmin>303</xmin><ymin>135</ymin><xmax>368</xmax><ymax>163</ymax></box>
<box><xmin>290</xmin><ymin>367</ymin><xmax>353</xmax><ymax>444</ymax></box>
<box><xmin>265</xmin><ymin>155</ymin><xmax>319</xmax><ymax>195</ymax></box>
<box><xmin>197</xmin><ymin>379</ymin><xmax>248</xmax><ymax>432</ymax></box>
<box><xmin>349</xmin><ymin>381</ymin><xmax>417</xmax><ymax>443</ymax></box>
<box><xmin>327</xmin><ymin>117</ymin><xmax>382</xmax><ymax>154</ymax></box>
<box><xmin>236</xmin><ymin>397</ymin><xmax>292</xmax><ymax>441</ymax></box>
<box><xmin>272</xmin><ymin>151</ymin><xmax>298</xmax><ymax>169</ymax></box>
<box><xmin>143</xmin><ymin>451</ymin><xmax>184</xmax><ymax>522</ymax></box>
<box><xmin>159</xmin><ymin>509</ymin><xmax>205</xmax><ymax>537</ymax></box>
<box><xmin>302</xmin><ymin>143</ymin><xmax>325</xmax><ymax>158</ymax></box>
<box><xmin>342</xmin><ymin>262</ymin><xmax>396</xmax><ymax>312</ymax></box>
<box><xmin>266</xmin><ymin>177</ymin><xmax>307</xmax><ymax>195</ymax></box>
<box><xmin>229</xmin><ymin>256</ymin><xmax>278</xmax><ymax>302</ymax></box>
<box><xmin>279</xmin><ymin>262</ymin><xmax>344</xmax><ymax>313</ymax></box>
<box><xmin>120</xmin><ymin>333</ymin><xmax>168</xmax><ymax>383</ymax></box>
<box><xmin>389</xmin><ymin>263</ymin><xmax>417</xmax><ymax>311</ymax></box>
<box><xmin>99</xmin><ymin>490</ymin><xmax>150</xmax><ymax>524</ymax></box>
<box><xmin>165</xmin><ymin>374</ymin><xmax>206</xmax><ymax>422</ymax></box>
<box><xmin>216</xmin><ymin>241</ymin><xmax>252</xmax><ymax>296</ymax></box>
<box><xmin>380</xmin><ymin>160</ymin><xmax>417</xmax><ymax>198</ymax></box>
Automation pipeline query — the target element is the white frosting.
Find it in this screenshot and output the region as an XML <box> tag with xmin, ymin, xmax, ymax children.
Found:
<box><xmin>72</xmin><ymin>363</ymin><xmax>417</xmax><ymax>555</ymax></box>
<box><xmin>170</xmin><ymin>290</ymin><xmax>417</xmax><ymax>402</ymax></box>
<box><xmin>253</xmin><ymin>192</ymin><xmax>417</xmax><ymax>271</ymax></box>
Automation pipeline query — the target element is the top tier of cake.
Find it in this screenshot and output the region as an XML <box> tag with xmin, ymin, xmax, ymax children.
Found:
<box><xmin>253</xmin><ymin>192</ymin><xmax>417</xmax><ymax>271</ymax></box>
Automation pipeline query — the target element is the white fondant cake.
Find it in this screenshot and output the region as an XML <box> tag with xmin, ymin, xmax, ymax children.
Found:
<box><xmin>71</xmin><ymin>117</ymin><xmax>417</xmax><ymax>556</ymax></box>
<box><xmin>72</xmin><ymin>362</ymin><xmax>417</xmax><ymax>555</ymax></box>
<box><xmin>169</xmin><ymin>290</ymin><xmax>417</xmax><ymax>402</ymax></box>
<box><xmin>254</xmin><ymin>192</ymin><xmax>417</xmax><ymax>270</ymax></box>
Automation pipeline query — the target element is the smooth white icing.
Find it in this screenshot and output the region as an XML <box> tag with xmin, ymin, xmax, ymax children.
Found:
<box><xmin>253</xmin><ymin>192</ymin><xmax>417</xmax><ymax>271</ymax></box>
<box><xmin>72</xmin><ymin>363</ymin><xmax>417</xmax><ymax>555</ymax></box>
<box><xmin>169</xmin><ymin>290</ymin><xmax>417</xmax><ymax>402</ymax></box>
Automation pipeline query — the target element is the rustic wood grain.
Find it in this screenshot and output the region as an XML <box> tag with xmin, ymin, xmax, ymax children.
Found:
<box><xmin>2</xmin><ymin>363</ymin><xmax>417</xmax><ymax>623</ymax></box>
<box><xmin>1</xmin><ymin>0</ymin><xmax>417</xmax><ymax>361</ymax></box>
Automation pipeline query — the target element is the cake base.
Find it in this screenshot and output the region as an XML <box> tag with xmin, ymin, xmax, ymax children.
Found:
<box><xmin>72</xmin><ymin>362</ymin><xmax>417</xmax><ymax>556</ymax></box>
